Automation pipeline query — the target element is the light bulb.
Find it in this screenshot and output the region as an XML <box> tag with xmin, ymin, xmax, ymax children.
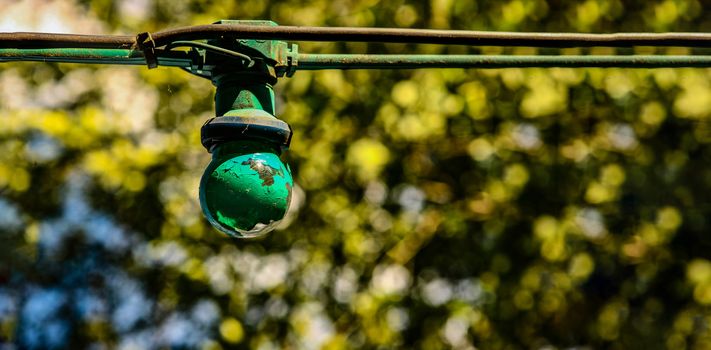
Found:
<box><xmin>199</xmin><ymin>140</ymin><xmax>293</xmax><ymax>238</ymax></box>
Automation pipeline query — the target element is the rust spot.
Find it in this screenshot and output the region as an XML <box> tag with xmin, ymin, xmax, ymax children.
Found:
<box><xmin>242</xmin><ymin>158</ymin><xmax>283</xmax><ymax>186</ymax></box>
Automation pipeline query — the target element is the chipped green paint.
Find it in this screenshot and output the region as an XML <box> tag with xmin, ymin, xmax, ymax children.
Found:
<box><xmin>0</xmin><ymin>48</ymin><xmax>194</xmax><ymax>66</ymax></box>
<box><xmin>295</xmin><ymin>54</ymin><xmax>711</xmax><ymax>69</ymax></box>
<box><xmin>6</xmin><ymin>45</ymin><xmax>711</xmax><ymax>72</ymax></box>
<box><xmin>199</xmin><ymin>141</ymin><xmax>293</xmax><ymax>238</ymax></box>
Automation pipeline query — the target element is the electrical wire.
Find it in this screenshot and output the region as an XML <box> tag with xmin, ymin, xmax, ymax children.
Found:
<box><xmin>165</xmin><ymin>40</ymin><xmax>253</xmax><ymax>66</ymax></box>
<box><xmin>2</xmin><ymin>25</ymin><xmax>711</xmax><ymax>49</ymax></box>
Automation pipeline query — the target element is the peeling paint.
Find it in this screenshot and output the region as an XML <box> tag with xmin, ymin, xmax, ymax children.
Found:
<box><xmin>242</xmin><ymin>158</ymin><xmax>284</xmax><ymax>186</ymax></box>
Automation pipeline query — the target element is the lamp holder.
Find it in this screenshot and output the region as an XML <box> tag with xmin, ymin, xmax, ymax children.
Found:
<box><xmin>199</xmin><ymin>20</ymin><xmax>293</xmax><ymax>154</ymax></box>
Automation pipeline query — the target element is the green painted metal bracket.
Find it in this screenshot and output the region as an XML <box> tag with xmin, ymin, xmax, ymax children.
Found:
<box><xmin>203</xmin><ymin>20</ymin><xmax>297</xmax><ymax>78</ymax></box>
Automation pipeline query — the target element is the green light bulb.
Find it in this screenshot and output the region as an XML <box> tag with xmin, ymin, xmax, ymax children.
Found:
<box><xmin>199</xmin><ymin>141</ymin><xmax>293</xmax><ymax>238</ymax></box>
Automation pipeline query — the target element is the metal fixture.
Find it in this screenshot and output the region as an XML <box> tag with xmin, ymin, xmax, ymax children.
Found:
<box><xmin>2</xmin><ymin>20</ymin><xmax>711</xmax><ymax>237</ymax></box>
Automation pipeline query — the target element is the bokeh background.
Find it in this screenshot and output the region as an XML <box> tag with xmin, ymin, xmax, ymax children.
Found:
<box><xmin>2</xmin><ymin>0</ymin><xmax>711</xmax><ymax>349</ymax></box>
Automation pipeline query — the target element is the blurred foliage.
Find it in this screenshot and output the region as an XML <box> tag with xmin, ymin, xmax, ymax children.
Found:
<box><xmin>3</xmin><ymin>0</ymin><xmax>711</xmax><ymax>349</ymax></box>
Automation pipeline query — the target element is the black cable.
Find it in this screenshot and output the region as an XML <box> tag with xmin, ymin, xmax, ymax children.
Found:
<box><xmin>2</xmin><ymin>25</ymin><xmax>711</xmax><ymax>49</ymax></box>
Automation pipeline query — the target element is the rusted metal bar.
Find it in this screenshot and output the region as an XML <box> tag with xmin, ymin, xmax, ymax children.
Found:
<box><xmin>151</xmin><ymin>25</ymin><xmax>711</xmax><ymax>48</ymax></box>
<box><xmin>3</xmin><ymin>48</ymin><xmax>711</xmax><ymax>70</ymax></box>
<box><xmin>0</xmin><ymin>32</ymin><xmax>134</xmax><ymax>49</ymax></box>
<box><xmin>296</xmin><ymin>54</ymin><xmax>711</xmax><ymax>69</ymax></box>
<box><xmin>2</xmin><ymin>25</ymin><xmax>711</xmax><ymax>49</ymax></box>
<box><xmin>0</xmin><ymin>48</ymin><xmax>194</xmax><ymax>67</ymax></box>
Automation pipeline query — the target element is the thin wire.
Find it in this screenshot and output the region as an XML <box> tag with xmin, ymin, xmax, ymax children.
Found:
<box><xmin>165</xmin><ymin>40</ymin><xmax>254</xmax><ymax>66</ymax></box>
<box><xmin>180</xmin><ymin>67</ymin><xmax>212</xmax><ymax>79</ymax></box>
<box><xmin>2</xmin><ymin>25</ymin><xmax>711</xmax><ymax>49</ymax></box>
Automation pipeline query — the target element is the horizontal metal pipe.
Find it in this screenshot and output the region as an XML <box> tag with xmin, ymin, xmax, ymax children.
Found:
<box><xmin>2</xmin><ymin>25</ymin><xmax>711</xmax><ymax>49</ymax></box>
<box><xmin>3</xmin><ymin>48</ymin><xmax>711</xmax><ymax>70</ymax></box>
<box><xmin>0</xmin><ymin>48</ymin><xmax>193</xmax><ymax>67</ymax></box>
<box><xmin>297</xmin><ymin>54</ymin><xmax>711</xmax><ymax>69</ymax></box>
<box><xmin>0</xmin><ymin>33</ymin><xmax>134</xmax><ymax>49</ymax></box>
<box><xmin>152</xmin><ymin>25</ymin><xmax>711</xmax><ymax>48</ymax></box>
